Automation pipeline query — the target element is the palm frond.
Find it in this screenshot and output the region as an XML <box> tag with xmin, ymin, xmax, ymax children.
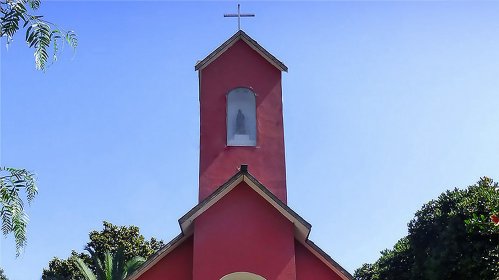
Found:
<box><xmin>75</xmin><ymin>257</ymin><xmax>97</xmax><ymax>280</ymax></box>
<box><xmin>86</xmin><ymin>246</ymin><xmax>106</xmax><ymax>280</ymax></box>
<box><xmin>112</xmin><ymin>247</ymin><xmax>125</xmax><ymax>280</ymax></box>
<box><xmin>103</xmin><ymin>251</ymin><xmax>113</xmax><ymax>280</ymax></box>
<box><xmin>123</xmin><ymin>256</ymin><xmax>145</xmax><ymax>278</ymax></box>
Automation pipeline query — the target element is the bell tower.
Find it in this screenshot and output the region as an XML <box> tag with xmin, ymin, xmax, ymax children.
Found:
<box><xmin>129</xmin><ymin>17</ymin><xmax>353</xmax><ymax>280</ymax></box>
<box><xmin>195</xmin><ymin>30</ymin><xmax>288</xmax><ymax>203</ymax></box>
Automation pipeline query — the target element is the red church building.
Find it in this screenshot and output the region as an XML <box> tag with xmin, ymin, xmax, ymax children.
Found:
<box><xmin>127</xmin><ymin>30</ymin><xmax>353</xmax><ymax>280</ymax></box>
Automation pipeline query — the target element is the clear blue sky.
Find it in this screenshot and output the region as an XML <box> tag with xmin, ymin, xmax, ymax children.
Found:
<box><xmin>2</xmin><ymin>1</ymin><xmax>499</xmax><ymax>279</ymax></box>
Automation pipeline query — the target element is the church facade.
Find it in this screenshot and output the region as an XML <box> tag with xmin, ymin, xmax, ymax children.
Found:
<box><xmin>126</xmin><ymin>30</ymin><xmax>353</xmax><ymax>280</ymax></box>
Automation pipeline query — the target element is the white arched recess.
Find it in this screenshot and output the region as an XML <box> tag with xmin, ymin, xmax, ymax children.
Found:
<box><xmin>226</xmin><ymin>87</ymin><xmax>257</xmax><ymax>146</ymax></box>
<box><xmin>220</xmin><ymin>272</ymin><xmax>266</xmax><ymax>280</ymax></box>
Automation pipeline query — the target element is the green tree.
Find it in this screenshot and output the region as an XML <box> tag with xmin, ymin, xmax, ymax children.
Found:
<box><xmin>354</xmin><ymin>177</ymin><xmax>499</xmax><ymax>280</ymax></box>
<box><xmin>1</xmin><ymin>0</ymin><xmax>77</xmax><ymax>70</ymax></box>
<box><xmin>42</xmin><ymin>221</ymin><xmax>164</xmax><ymax>280</ymax></box>
<box><xmin>1</xmin><ymin>0</ymin><xmax>77</xmax><ymax>258</ymax></box>
<box><xmin>0</xmin><ymin>267</ymin><xmax>9</xmax><ymax>280</ymax></box>
<box><xmin>0</xmin><ymin>167</ymin><xmax>37</xmax><ymax>256</ymax></box>
<box><xmin>43</xmin><ymin>251</ymin><xmax>90</xmax><ymax>280</ymax></box>
<box><xmin>75</xmin><ymin>247</ymin><xmax>145</xmax><ymax>280</ymax></box>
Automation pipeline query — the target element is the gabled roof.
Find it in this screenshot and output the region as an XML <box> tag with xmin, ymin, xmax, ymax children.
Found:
<box><xmin>178</xmin><ymin>165</ymin><xmax>310</xmax><ymax>240</ymax></box>
<box><xmin>194</xmin><ymin>30</ymin><xmax>288</xmax><ymax>72</ymax></box>
<box><xmin>126</xmin><ymin>165</ymin><xmax>353</xmax><ymax>280</ymax></box>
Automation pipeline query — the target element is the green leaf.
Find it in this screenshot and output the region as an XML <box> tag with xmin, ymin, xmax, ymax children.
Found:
<box><xmin>2</xmin><ymin>1</ymin><xmax>78</xmax><ymax>70</ymax></box>
<box><xmin>75</xmin><ymin>257</ymin><xmax>97</xmax><ymax>280</ymax></box>
<box><xmin>124</xmin><ymin>256</ymin><xmax>145</xmax><ymax>278</ymax></box>
<box><xmin>0</xmin><ymin>167</ymin><xmax>37</xmax><ymax>256</ymax></box>
<box><xmin>28</xmin><ymin>0</ymin><xmax>41</xmax><ymax>10</ymax></box>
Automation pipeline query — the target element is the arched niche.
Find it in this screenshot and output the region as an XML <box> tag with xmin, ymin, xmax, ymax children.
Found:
<box><xmin>220</xmin><ymin>272</ymin><xmax>266</xmax><ymax>280</ymax></box>
<box><xmin>226</xmin><ymin>87</ymin><xmax>257</xmax><ymax>146</ymax></box>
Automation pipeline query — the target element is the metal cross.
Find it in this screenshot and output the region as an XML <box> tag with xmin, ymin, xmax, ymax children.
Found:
<box><xmin>224</xmin><ymin>4</ymin><xmax>255</xmax><ymax>30</ymax></box>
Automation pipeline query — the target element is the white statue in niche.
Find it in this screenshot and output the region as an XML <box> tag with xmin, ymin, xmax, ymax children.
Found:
<box><xmin>235</xmin><ymin>109</ymin><xmax>247</xmax><ymax>135</ymax></box>
<box><xmin>232</xmin><ymin>108</ymin><xmax>252</xmax><ymax>145</ymax></box>
<box><xmin>227</xmin><ymin>88</ymin><xmax>256</xmax><ymax>146</ymax></box>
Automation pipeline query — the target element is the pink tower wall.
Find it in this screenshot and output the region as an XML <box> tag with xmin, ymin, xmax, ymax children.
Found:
<box><xmin>198</xmin><ymin>40</ymin><xmax>287</xmax><ymax>203</ymax></box>
<box><xmin>193</xmin><ymin>182</ymin><xmax>296</xmax><ymax>280</ymax></box>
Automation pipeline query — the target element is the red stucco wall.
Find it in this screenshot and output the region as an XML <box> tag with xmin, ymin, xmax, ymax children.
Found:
<box><xmin>198</xmin><ymin>39</ymin><xmax>287</xmax><ymax>203</ymax></box>
<box><xmin>295</xmin><ymin>240</ymin><xmax>344</xmax><ymax>280</ymax></box>
<box><xmin>193</xmin><ymin>181</ymin><xmax>296</xmax><ymax>280</ymax></box>
<box><xmin>138</xmin><ymin>236</ymin><xmax>193</xmax><ymax>280</ymax></box>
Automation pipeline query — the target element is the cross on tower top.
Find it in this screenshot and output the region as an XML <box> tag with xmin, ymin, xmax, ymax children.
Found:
<box><xmin>224</xmin><ymin>4</ymin><xmax>255</xmax><ymax>30</ymax></box>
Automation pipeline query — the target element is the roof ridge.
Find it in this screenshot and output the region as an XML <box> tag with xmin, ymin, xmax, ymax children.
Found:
<box><xmin>194</xmin><ymin>30</ymin><xmax>287</xmax><ymax>72</ymax></box>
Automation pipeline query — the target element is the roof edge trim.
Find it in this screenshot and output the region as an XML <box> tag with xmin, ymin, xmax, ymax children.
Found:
<box><xmin>301</xmin><ymin>239</ymin><xmax>354</xmax><ymax>280</ymax></box>
<box><xmin>125</xmin><ymin>233</ymin><xmax>189</xmax><ymax>280</ymax></box>
<box><xmin>194</xmin><ymin>30</ymin><xmax>288</xmax><ymax>72</ymax></box>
